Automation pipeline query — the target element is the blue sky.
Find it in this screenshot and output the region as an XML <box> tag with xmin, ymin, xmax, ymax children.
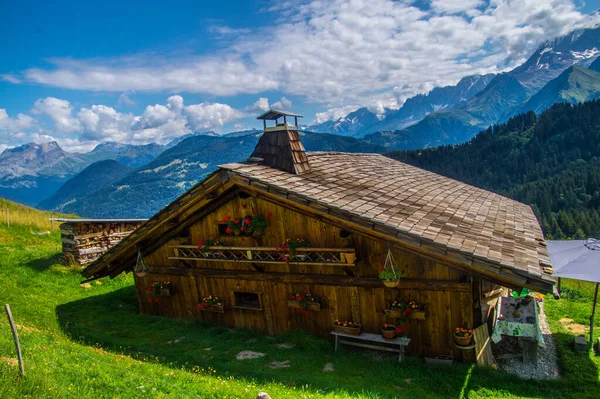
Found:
<box><xmin>1</xmin><ymin>0</ymin><xmax>599</xmax><ymax>152</ymax></box>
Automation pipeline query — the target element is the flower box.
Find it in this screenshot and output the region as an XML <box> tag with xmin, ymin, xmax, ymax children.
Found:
<box><xmin>160</xmin><ymin>286</ymin><xmax>175</xmax><ymax>296</ymax></box>
<box><xmin>306</xmin><ymin>302</ymin><xmax>321</xmax><ymax>312</ymax></box>
<box><xmin>425</xmin><ymin>355</ymin><xmax>453</xmax><ymax>366</ymax></box>
<box><xmin>385</xmin><ymin>308</ymin><xmax>402</xmax><ymax>318</ymax></box>
<box><xmin>201</xmin><ymin>304</ymin><xmax>225</xmax><ymax>313</ymax></box>
<box><xmin>411</xmin><ymin>310</ymin><xmax>426</xmax><ymax>320</ymax></box>
<box><xmin>287</xmin><ymin>300</ymin><xmax>300</xmax><ymax>309</ymax></box>
<box><xmin>333</xmin><ymin>324</ymin><xmax>362</xmax><ymax>336</ymax></box>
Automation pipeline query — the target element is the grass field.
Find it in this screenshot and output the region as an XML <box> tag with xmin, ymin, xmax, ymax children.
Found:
<box><xmin>0</xmin><ymin>200</ymin><xmax>599</xmax><ymax>398</ymax></box>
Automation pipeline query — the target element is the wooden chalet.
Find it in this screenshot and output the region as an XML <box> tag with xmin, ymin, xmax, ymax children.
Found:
<box><xmin>82</xmin><ymin>110</ymin><xmax>555</xmax><ymax>358</ymax></box>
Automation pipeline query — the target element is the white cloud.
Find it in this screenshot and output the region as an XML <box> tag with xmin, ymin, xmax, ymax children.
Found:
<box><xmin>430</xmin><ymin>0</ymin><xmax>483</xmax><ymax>14</ymax></box>
<box><xmin>32</xmin><ymin>97</ymin><xmax>82</xmax><ymax>133</ymax></box>
<box><xmin>0</xmin><ymin>109</ymin><xmax>35</xmax><ymax>133</ymax></box>
<box><xmin>246</xmin><ymin>97</ymin><xmax>270</xmax><ymax>113</ymax></box>
<box><xmin>117</xmin><ymin>92</ymin><xmax>135</xmax><ymax>106</ymax></box>
<box><xmin>1</xmin><ymin>74</ymin><xmax>22</xmax><ymax>84</ymax></box>
<box><xmin>272</xmin><ymin>96</ymin><xmax>292</xmax><ymax>110</ymax></box>
<box><xmin>7</xmin><ymin>0</ymin><xmax>598</xmax><ymax>111</ymax></box>
<box><xmin>314</xmin><ymin>105</ymin><xmax>360</xmax><ymax>124</ymax></box>
<box><xmin>184</xmin><ymin>103</ymin><xmax>244</xmax><ymax>131</ymax></box>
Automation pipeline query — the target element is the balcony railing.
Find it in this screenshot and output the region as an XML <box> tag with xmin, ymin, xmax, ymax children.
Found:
<box><xmin>169</xmin><ymin>246</ymin><xmax>356</xmax><ymax>267</ymax></box>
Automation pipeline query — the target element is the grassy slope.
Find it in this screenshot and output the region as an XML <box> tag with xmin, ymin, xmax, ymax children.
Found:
<box><xmin>0</xmin><ymin>201</ymin><xmax>599</xmax><ymax>398</ymax></box>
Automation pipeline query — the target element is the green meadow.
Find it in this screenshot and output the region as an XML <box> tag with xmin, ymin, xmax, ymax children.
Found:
<box><xmin>0</xmin><ymin>200</ymin><xmax>599</xmax><ymax>398</ymax></box>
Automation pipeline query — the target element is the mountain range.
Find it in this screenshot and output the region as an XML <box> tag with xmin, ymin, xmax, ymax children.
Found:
<box><xmin>310</xmin><ymin>26</ymin><xmax>600</xmax><ymax>150</ymax></box>
<box><xmin>57</xmin><ymin>131</ymin><xmax>386</xmax><ymax>218</ymax></box>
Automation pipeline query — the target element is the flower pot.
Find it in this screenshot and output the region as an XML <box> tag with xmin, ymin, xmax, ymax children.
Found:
<box><xmin>381</xmin><ymin>325</ymin><xmax>397</xmax><ymax>340</ymax></box>
<box><xmin>287</xmin><ymin>300</ymin><xmax>300</xmax><ymax>309</ymax></box>
<box><xmin>160</xmin><ymin>286</ymin><xmax>174</xmax><ymax>296</ymax></box>
<box><xmin>333</xmin><ymin>324</ymin><xmax>362</xmax><ymax>335</ymax></box>
<box><xmin>306</xmin><ymin>302</ymin><xmax>321</xmax><ymax>312</ymax></box>
<box><xmin>454</xmin><ymin>334</ymin><xmax>472</xmax><ymax>346</ymax></box>
<box><xmin>411</xmin><ymin>310</ymin><xmax>426</xmax><ymax>320</ymax></box>
<box><xmin>385</xmin><ymin>308</ymin><xmax>402</xmax><ymax>318</ymax></box>
<box><xmin>383</xmin><ymin>280</ymin><xmax>400</xmax><ymax>288</ymax></box>
<box><xmin>344</xmin><ymin>252</ymin><xmax>356</xmax><ymax>264</ymax></box>
<box><xmin>135</xmin><ymin>271</ymin><xmax>147</xmax><ymax>278</ymax></box>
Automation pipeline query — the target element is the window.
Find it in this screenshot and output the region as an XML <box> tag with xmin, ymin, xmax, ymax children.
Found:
<box><xmin>218</xmin><ymin>223</ymin><xmax>229</xmax><ymax>235</ymax></box>
<box><xmin>234</xmin><ymin>291</ymin><xmax>262</xmax><ymax>310</ymax></box>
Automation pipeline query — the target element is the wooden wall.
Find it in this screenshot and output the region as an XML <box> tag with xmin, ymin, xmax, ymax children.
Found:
<box><xmin>137</xmin><ymin>192</ymin><xmax>474</xmax><ymax>357</ymax></box>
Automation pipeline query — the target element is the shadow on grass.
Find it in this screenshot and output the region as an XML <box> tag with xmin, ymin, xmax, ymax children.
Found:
<box><xmin>55</xmin><ymin>287</ymin><xmax>599</xmax><ymax>398</ymax></box>
<box><xmin>26</xmin><ymin>252</ymin><xmax>62</xmax><ymax>272</ymax></box>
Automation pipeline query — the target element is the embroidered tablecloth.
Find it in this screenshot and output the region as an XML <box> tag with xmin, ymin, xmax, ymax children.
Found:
<box><xmin>491</xmin><ymin>296</ymin><xmax>545</xmax><ymax>347</ymax></box>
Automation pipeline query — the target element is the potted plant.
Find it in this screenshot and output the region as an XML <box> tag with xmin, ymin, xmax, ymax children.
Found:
<box><xmin>287</xmin><ymin>293</ymin><xmax>321</xmax><ymax>313</ymax></box>
<box><xmin>333</xmin><ymin>320</ymin><xmax>361</xmax><ymax>335</ymax></box>
<box><xmin>197</xmin><ymin>295</ymin><xmax>225</xmax><ymax>313</ymax></box>
<box><xmin>222</xmin><ymin>213</ymin><xmax>271</xmax><ymax>237</ymax></box>
<box><xmin>278</xmin><ymin>238</ymin><xmax>309</xmax><ymax>262</ymax></box>
<box><xmin>381</xmin><ymin>324</ymin><xmax>397</xmax><ymax>339</ymax></box>
<box><xmin>148</xmin><ymin>281</ymin><xmax>175</xmax><ymax>303</ymax></box>
<box><xmin>198</xmin><ymin>238</ymin><xmax>224</xmax><ymax>258</ymax></box>
<box><xmin>454</xmin><ymin>327</ymin><xmax>473</xmax><ymax>346</ymax></box>
<box><xmin>379</xmin><ymin>267</ymin><xmax>402</xmax><ymax>288</ymax></box>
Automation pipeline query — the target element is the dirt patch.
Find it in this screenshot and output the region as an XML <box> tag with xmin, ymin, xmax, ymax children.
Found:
<box><xmin>0</xmin><ymin>357</ymin><xmax>18</xmax><ymax>367</ymax></box>
<box><xmin>322</xmin><ymin>362</ymin><xmax>335</xmax><ymax>372</ymax></box>
<box><xmin>236</xmin><ymin>351</ymin><xmax>266</xmax><ymax>360</ymax></box>
<box><xmin>559</xmin><ymin>318</ymin><xmax>587</xmax><ymax>335</ymax></box>
<box><xmin>269</xmin><ymin>360</ymin><xmax>291</xmax><ymax>369</ymax></box>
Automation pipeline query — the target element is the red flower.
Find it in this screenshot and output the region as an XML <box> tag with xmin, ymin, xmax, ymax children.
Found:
<box><xmin>297</xmin><ymin>295</ymin><xmax>303</xmax><ymax>301</ymax></box>
<box><xmin>225</xmin><ymin>227</ymin><xmax>233</xmax><ymax>234</ymax></box>
<box><xmin>221</xmin><ymin>217</ymin><xmax>228</xmax><ymax>223</ymax></box>
<box><xmin>395</xmin><ymin>326</ymin><xmax>406</xmax><ymax>333</ymax></box>
<box><xmin>199</xmin><ymin>239</ymin><xmax>205</xmax><ymax>244</ymax></box>
<box><xmin>276</xmin><ymin>247</ymin><xmax>279</xmax><ymax>251</ymax></box>
<box><xmin>148</xmin><ymin>287</ymin><xmax>153</xmax><ymax>292</ymax></box>
<box><xmin>285</xmin><ymin>259</ymin><xmax>290</xmax><ymax>264</ymax></box>
<box><xmin>209</xmin><ymin>307</ymin><xmax>214</xmax><ymax>311</ymax></box>
<box><xmin>154</xmin><ymin>298</ymin><xmax>160</xmax><ymax>303</ymax></box>
<box><xmin>252</xmin><ymin>209</ymin><xmax>256</xmax><ymax>214</ymax></box>
<box><xmin>380</xmin><ymin>268</ymin><xmax>385</xmax><ymax>272</ymax></box>
<box><xmin>244</xmin><ymin>218</ymin><xmax>251</xmax><ymax>225</ymax></box>
<box><xmin>226</xmin><ymin>216</ymin><xmax>231</xmax><ymax>221</ymax></box>
<box><xmin>289</xmin><ymin>295</ymin><xmax>295</xmax><ymax>300</ymax></box>
<box><xmin>267</xmin><ymin>212</ymin><xmax>272</xmax><ymax>217</ymax></box>
<box><xmin>297</xmin><ymin>308</ymin><xmax>303</xmax><ymax>313</ymax></box>
<box><xmin>197</xmin><ymin>305</ymin><xmax>202</xmax><ymax>310</ymax></box>
<box><xmin>240</xmin><ymin>227</ymin><xmax>245</xmax><ymax>231</ymax></box>
<box><xmin>147</xmin><ymin>298</ymin><xmax>152</xmax><ymax>303</ymax></box>
<box><xmin>304</xmin><ymin>310</ymin><xmax>310</xmax><ymax>316</ymax></box>
<box><xmin>234</xmin><ymin>219</ymin><xmax>240</xmax><ymax>224</ymax></box>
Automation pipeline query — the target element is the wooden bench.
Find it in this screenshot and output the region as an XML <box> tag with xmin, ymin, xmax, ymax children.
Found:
<box><xmin>331</xmin><ymin>331</ymin><xmax>411</xmax><ymax>362</ymax></box>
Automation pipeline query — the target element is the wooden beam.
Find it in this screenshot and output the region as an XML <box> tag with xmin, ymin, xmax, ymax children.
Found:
<box><xmin>146</xmin><ymin>266</ymin><xmax>472</xmax><ymax>291</ymax></box>
<box><xmin>105</xmin><ymin>186</ymin><xmax>239</xmax><ymax>279</ymax></box>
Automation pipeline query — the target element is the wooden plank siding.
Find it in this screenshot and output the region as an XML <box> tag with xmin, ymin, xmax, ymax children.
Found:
<box><xmin>136</xmin><ymin>192</ymin><xmax>473</xmax><ymax>356</ymax></box>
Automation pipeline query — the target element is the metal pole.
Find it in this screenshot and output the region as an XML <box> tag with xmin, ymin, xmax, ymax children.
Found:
<box><xmin>4</xmin><ymin>304</ymin><xmax>24</xmax><ymax>376</ymax></box>
<box><xmin>590</xmin><ymin>282</ymin><xmax>599</xmax><ymax>350</ymax></box>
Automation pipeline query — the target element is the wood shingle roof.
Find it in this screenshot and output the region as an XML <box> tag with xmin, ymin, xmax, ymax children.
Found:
<box><xmin>221</xmin><ymin>152</ymin><xmax>553</xmax><ymax>288</ymax></box>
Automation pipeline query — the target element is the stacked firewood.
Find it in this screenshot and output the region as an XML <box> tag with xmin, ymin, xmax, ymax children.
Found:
<box><xmin>60</xmin><ymin>221</ymin><xmax>144</xmax><ymax>265</ymax></box>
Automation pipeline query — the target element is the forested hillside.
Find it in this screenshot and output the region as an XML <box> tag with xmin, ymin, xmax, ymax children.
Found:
<box><xmin>387</xmin><ymin>100</ymin><xmax>600</xmax><ymax>239</ymax></box>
